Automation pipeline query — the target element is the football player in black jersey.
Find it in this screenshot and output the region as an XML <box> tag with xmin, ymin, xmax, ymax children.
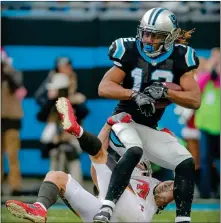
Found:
<box><xmin>93</xmin><ymin>8</ymin><xmax>201</xmax><ymax>223</ymax></box>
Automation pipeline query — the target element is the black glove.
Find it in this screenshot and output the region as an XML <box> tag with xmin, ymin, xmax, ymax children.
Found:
<box><xmin>143</xmin><ymin>82</ymin><xmax>168</xmax><ymax>100</ymax></box>
<box><xmin>131</xmin><ymin>91</ymin><xmax>156</xmax><ymax>117</ymax></box>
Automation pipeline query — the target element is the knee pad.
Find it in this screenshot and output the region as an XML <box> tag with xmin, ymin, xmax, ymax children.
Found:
<box><xmin>112</xmin><ymin>123</ymin><xmax>143</xmax><ymax>149</ymax></box>
<box><xmin>175</xmin><ymin>157</ymin><xmax>195</xmax><ymax>178</ymax></box>
<box><xmin>126</xmin><ymin>146</ymin><xmax>143</xmax><ymax>163</ymax></box>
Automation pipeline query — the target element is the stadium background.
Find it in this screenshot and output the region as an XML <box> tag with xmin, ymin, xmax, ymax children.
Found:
<box><xmin>1</xmin><ymin>1</ymin><xmax>220</xmax><ymax>223</ymax></box>
<box><xmin>2</xmin><ymin>1</ymin><xmax>220</xmax><ymax>178</ymax></box>
<box><xmin>2</xmin><ymin>2</ymin><xmax>220</xmax><ymax>186</ymax></box>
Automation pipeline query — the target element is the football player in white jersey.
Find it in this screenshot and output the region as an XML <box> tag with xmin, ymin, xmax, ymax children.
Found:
<box><xmin>6</xmin><ymin>97</ymin><xmax>174</xmax><ymax>223</ymax></box>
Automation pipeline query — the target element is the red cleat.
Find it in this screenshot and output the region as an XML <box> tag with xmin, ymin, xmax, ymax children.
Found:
<box><xmin>56</xmin><ymin>97</ymin><xmax>83</xmax><ymax>137</ymax></box>
<box><xmin>6</xmin><ymin>200</ymin><xmax>47</xmax><ymax>223</ymax></box>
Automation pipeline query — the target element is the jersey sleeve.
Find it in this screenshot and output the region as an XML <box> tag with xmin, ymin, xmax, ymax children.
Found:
<box><xmin>108</xmin><ymin>38</ymin><xmax>133</xmax><ymax>73</ymax></box>
<box><xmin>176</xmin><ymin>45</ymin><xmax>199</xmax><ymax>74</ymax></box>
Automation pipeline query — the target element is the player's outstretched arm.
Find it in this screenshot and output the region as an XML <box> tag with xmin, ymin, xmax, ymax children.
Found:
<box><xmin>90</xmin><ymin>123</ymin><xmax>110</xmax><ymax>164</ymax></box>
<box><xmin>167</xmin><ymin>70</ymin><xmax>201</xmax><ymax>109</ymax></box>
<box><xmin>91</xmin><ymin>112</ymin><xmax>133</xmax><ymax>164</ymax></box>
<box><xmin>97</xmin><ymin>123</ymin><xmax>112</xmax><ymax>150</ymax></box>
<box><xmin>98</xmin><ymin>66</ymin><xmax>133</xmax><ymax>100</ymax></box>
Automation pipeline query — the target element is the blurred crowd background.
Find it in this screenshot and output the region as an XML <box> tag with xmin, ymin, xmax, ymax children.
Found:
<box><xmin>1</xmin><ymin>1</ymin><xmax>220</xmax><ymax>202</ymax></box>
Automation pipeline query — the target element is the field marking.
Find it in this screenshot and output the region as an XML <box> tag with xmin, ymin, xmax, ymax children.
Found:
<box><xmin>51</xmin><ymin>203</ymin><xmax>220</xmax><ymax>211</ymax></box>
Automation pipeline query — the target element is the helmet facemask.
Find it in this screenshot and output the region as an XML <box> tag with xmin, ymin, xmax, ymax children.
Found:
<box><xmin>137</xmin><ymin>25</ymin><xmax>180</xmax><ymax>58</ymax></box>
<box><xmin>164</xmin><ymin>28</ymin><xmax>181</xmax><ymax>51</ymax></box>
<box><xmin>132</xmin><ymin>158</ymin><xmax>152</xmax><ymax>177</ymax></box>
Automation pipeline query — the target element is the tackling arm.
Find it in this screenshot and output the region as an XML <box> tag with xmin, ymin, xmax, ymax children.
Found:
<box><xmin>90</xmin><ymin>123</ymin><xmax>112</xmax><ymax>189</ymax></box>
<box><xmin>167</xmin><ymin>70</ymin><xmax>201</xmax><ymax>109</ymax></box>
<box><xmin>154</xmin><ymin>181</ymin><xmax>174</xmax><ymax>208</ymax></box>
<box><xmin>97</xmin><ymin>123</ymin><xmax>112</xmax><ymax>149</ymax></box>
<box><xmin>90</xmin><ymin>112</ymin><xmax>132</xmax><ymax>163</ymax></box>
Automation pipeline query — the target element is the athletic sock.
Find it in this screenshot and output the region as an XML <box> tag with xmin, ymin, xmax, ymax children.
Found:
<box><xmin>36</xmin><ymin>181</ymin><xmax>59</xmax><ymax>210</ymax></box>
<box><xmin>105</xmin><ymin>146</ymin><xmax>143</xmax><ymax>203</ymax></box>
<box><xmin>78</xmin><ymin>130</ymin><xmax>102</xmax><ymax>156</ymax></box>
<box><xmin>100</xmin><ymin>200</ymin><xmax>115</xmax><ymax>213</ymax></box>
<box><xmin>34</xmin><ymin>202</ymin><xmax>47</xmax><ymax>211</ymax></box>
<box><xmin>174</xmin><ymin>158</ymin><xmax>195</xmax><ymax>218</ymax></box>
<box><xmin>175</xmin><ymin>216</ymin><xmax>191</xmax><ymax>223</ymax></box>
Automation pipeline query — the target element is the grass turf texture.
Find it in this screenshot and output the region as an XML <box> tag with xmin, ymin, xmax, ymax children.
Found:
<box><xmin>1</xmin><ymin>207</ymin><xmax>220</xmax><ymax>223</ymax></box>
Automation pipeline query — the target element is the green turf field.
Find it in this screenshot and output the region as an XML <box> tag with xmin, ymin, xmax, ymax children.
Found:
<box><xmin>1</xmin><ymin>207</ymin><xmax>220</xmax><ymax>223</ymax></box>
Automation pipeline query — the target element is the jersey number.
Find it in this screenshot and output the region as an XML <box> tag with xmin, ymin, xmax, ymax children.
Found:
<box><xmin>151</xmin><ymin>70</ymin><xmax>173</xmax><ymax>82</ymax></box>
<box><xmin>136</xmin><ymin>179</ymin><xmax>150</xmax><ymax>200</ymax></box>
<box><xmin>131</xmin><ymin>69</ymin><xmax>173</xmax><ymax>91</ymax></box>
<box><xmin>131</xmin><ymin>68</ymin><xmax>143</xmax><ymax>91</ymax></box>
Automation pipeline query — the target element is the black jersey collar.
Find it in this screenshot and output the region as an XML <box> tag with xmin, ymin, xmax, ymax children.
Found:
<box><xmin>136</xmin><ymin>40</ymin><xmax>174</xmax><ymax>66</ymax></box>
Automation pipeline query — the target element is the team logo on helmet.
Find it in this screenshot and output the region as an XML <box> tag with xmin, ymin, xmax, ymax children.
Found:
<box><xmin>169</xmin><ymin>14</ymin><xmax>178</xmax><ymax>28</ymax></box>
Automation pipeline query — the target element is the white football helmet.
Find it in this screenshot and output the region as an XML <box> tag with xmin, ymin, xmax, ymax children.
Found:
<box><xmin>132</xmin><ymin>158</ymin><xmax>152</xmax><ymax>177</ymax></box>
<box><xmin>137</xmin><ymin>8</ymin><xmax>181</xmax><ymax>58</ymax></box>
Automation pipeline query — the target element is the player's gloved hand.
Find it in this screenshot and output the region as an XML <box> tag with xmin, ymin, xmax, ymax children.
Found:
<box><xmin>131</xmin><ymin>91</ymin><xmax>156</xmax><ymax>117</ymax></box>
<box><xmin>107</xmin><ymin>112</ymin><xmax>132</xmax><ymax>126</ymax></box>
<box><xmin>143</xmin><ymin>82</ymin><xmax>168</xmax><ymax>100</ymax></box>
<box><xmin>139</xmin><ymin>103</ymin><xmax>156</xmax><ymax>117</ymax></box>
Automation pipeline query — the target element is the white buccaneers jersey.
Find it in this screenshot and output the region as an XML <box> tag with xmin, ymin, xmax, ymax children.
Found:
<box><xmin>93</xmin><ymin>162</ymin><xmax>160</xmax><ymax>222</ymax></box>
<box><xmin>130</xmin><ymin>176</ymin><xmax>160</xmax><ymax>222</ymax></box>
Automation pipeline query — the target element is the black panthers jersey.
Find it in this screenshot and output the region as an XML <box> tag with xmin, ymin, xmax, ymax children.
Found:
<box><xmin>108</xmin><ymin>37</ymin><xmax>199</xmax><ymax>128</ymax></box>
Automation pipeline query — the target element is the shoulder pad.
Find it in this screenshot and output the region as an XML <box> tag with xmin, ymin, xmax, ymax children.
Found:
<box><xmin>175</xmin><ymin>44</ymin><xmax>187</xmax><ymax>55</ymax></box>
<box><xmin>174</xmin><ymin>44</ymin><xmax>199</xmax><ymax>71</ymax></box>
<box><xmin>108</xmin><ymin>37</ymin><xmax>136</xmax><ymax>62</ymax></box>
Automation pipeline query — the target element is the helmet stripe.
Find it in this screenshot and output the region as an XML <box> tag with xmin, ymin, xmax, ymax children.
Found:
<box><xmin>148</xmin><ymin>8</ymin><xmax>158</xmax><ymax>25</ymax></box>
<box><xmin>149</xmin><ymin>8</ymin><xmax>162</xmax><ymax>25</ymax></box>
<box><xmin>152</xmin><ymin>8</ymin><xmax>166</xmax><ymax>25</ymax></box>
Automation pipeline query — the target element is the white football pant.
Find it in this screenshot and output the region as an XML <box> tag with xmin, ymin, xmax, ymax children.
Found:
<box><xmin>112</xmin><ymin>122</ymin><xmax>192</xmax><ymax>170</ymax></box>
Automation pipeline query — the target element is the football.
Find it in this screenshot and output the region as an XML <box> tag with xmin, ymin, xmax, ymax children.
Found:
<box><xmin>155</xmin><ymin>82</ymin><xmax>182</xmax><ymax>109</ymax></box>
<box><xmin>163</xmin><ymin>82</ymin><xmax>182</xmax><ymax>91</ymax></box>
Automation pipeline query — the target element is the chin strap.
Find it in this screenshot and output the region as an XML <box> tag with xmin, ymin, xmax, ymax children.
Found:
<box><xmin>143</xmin><ymin>44</ymin><xmax>164</xmax><ymax>58</ymax></box>
<box><xmin>143</xmin><ymin>44</ymin><xmax>155</xmax><ymax>53</ymax></box>
<box><xmin>136</xmin><ymin>40</ymin><xmax>174</xmax><ymax>66</ymax></box>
